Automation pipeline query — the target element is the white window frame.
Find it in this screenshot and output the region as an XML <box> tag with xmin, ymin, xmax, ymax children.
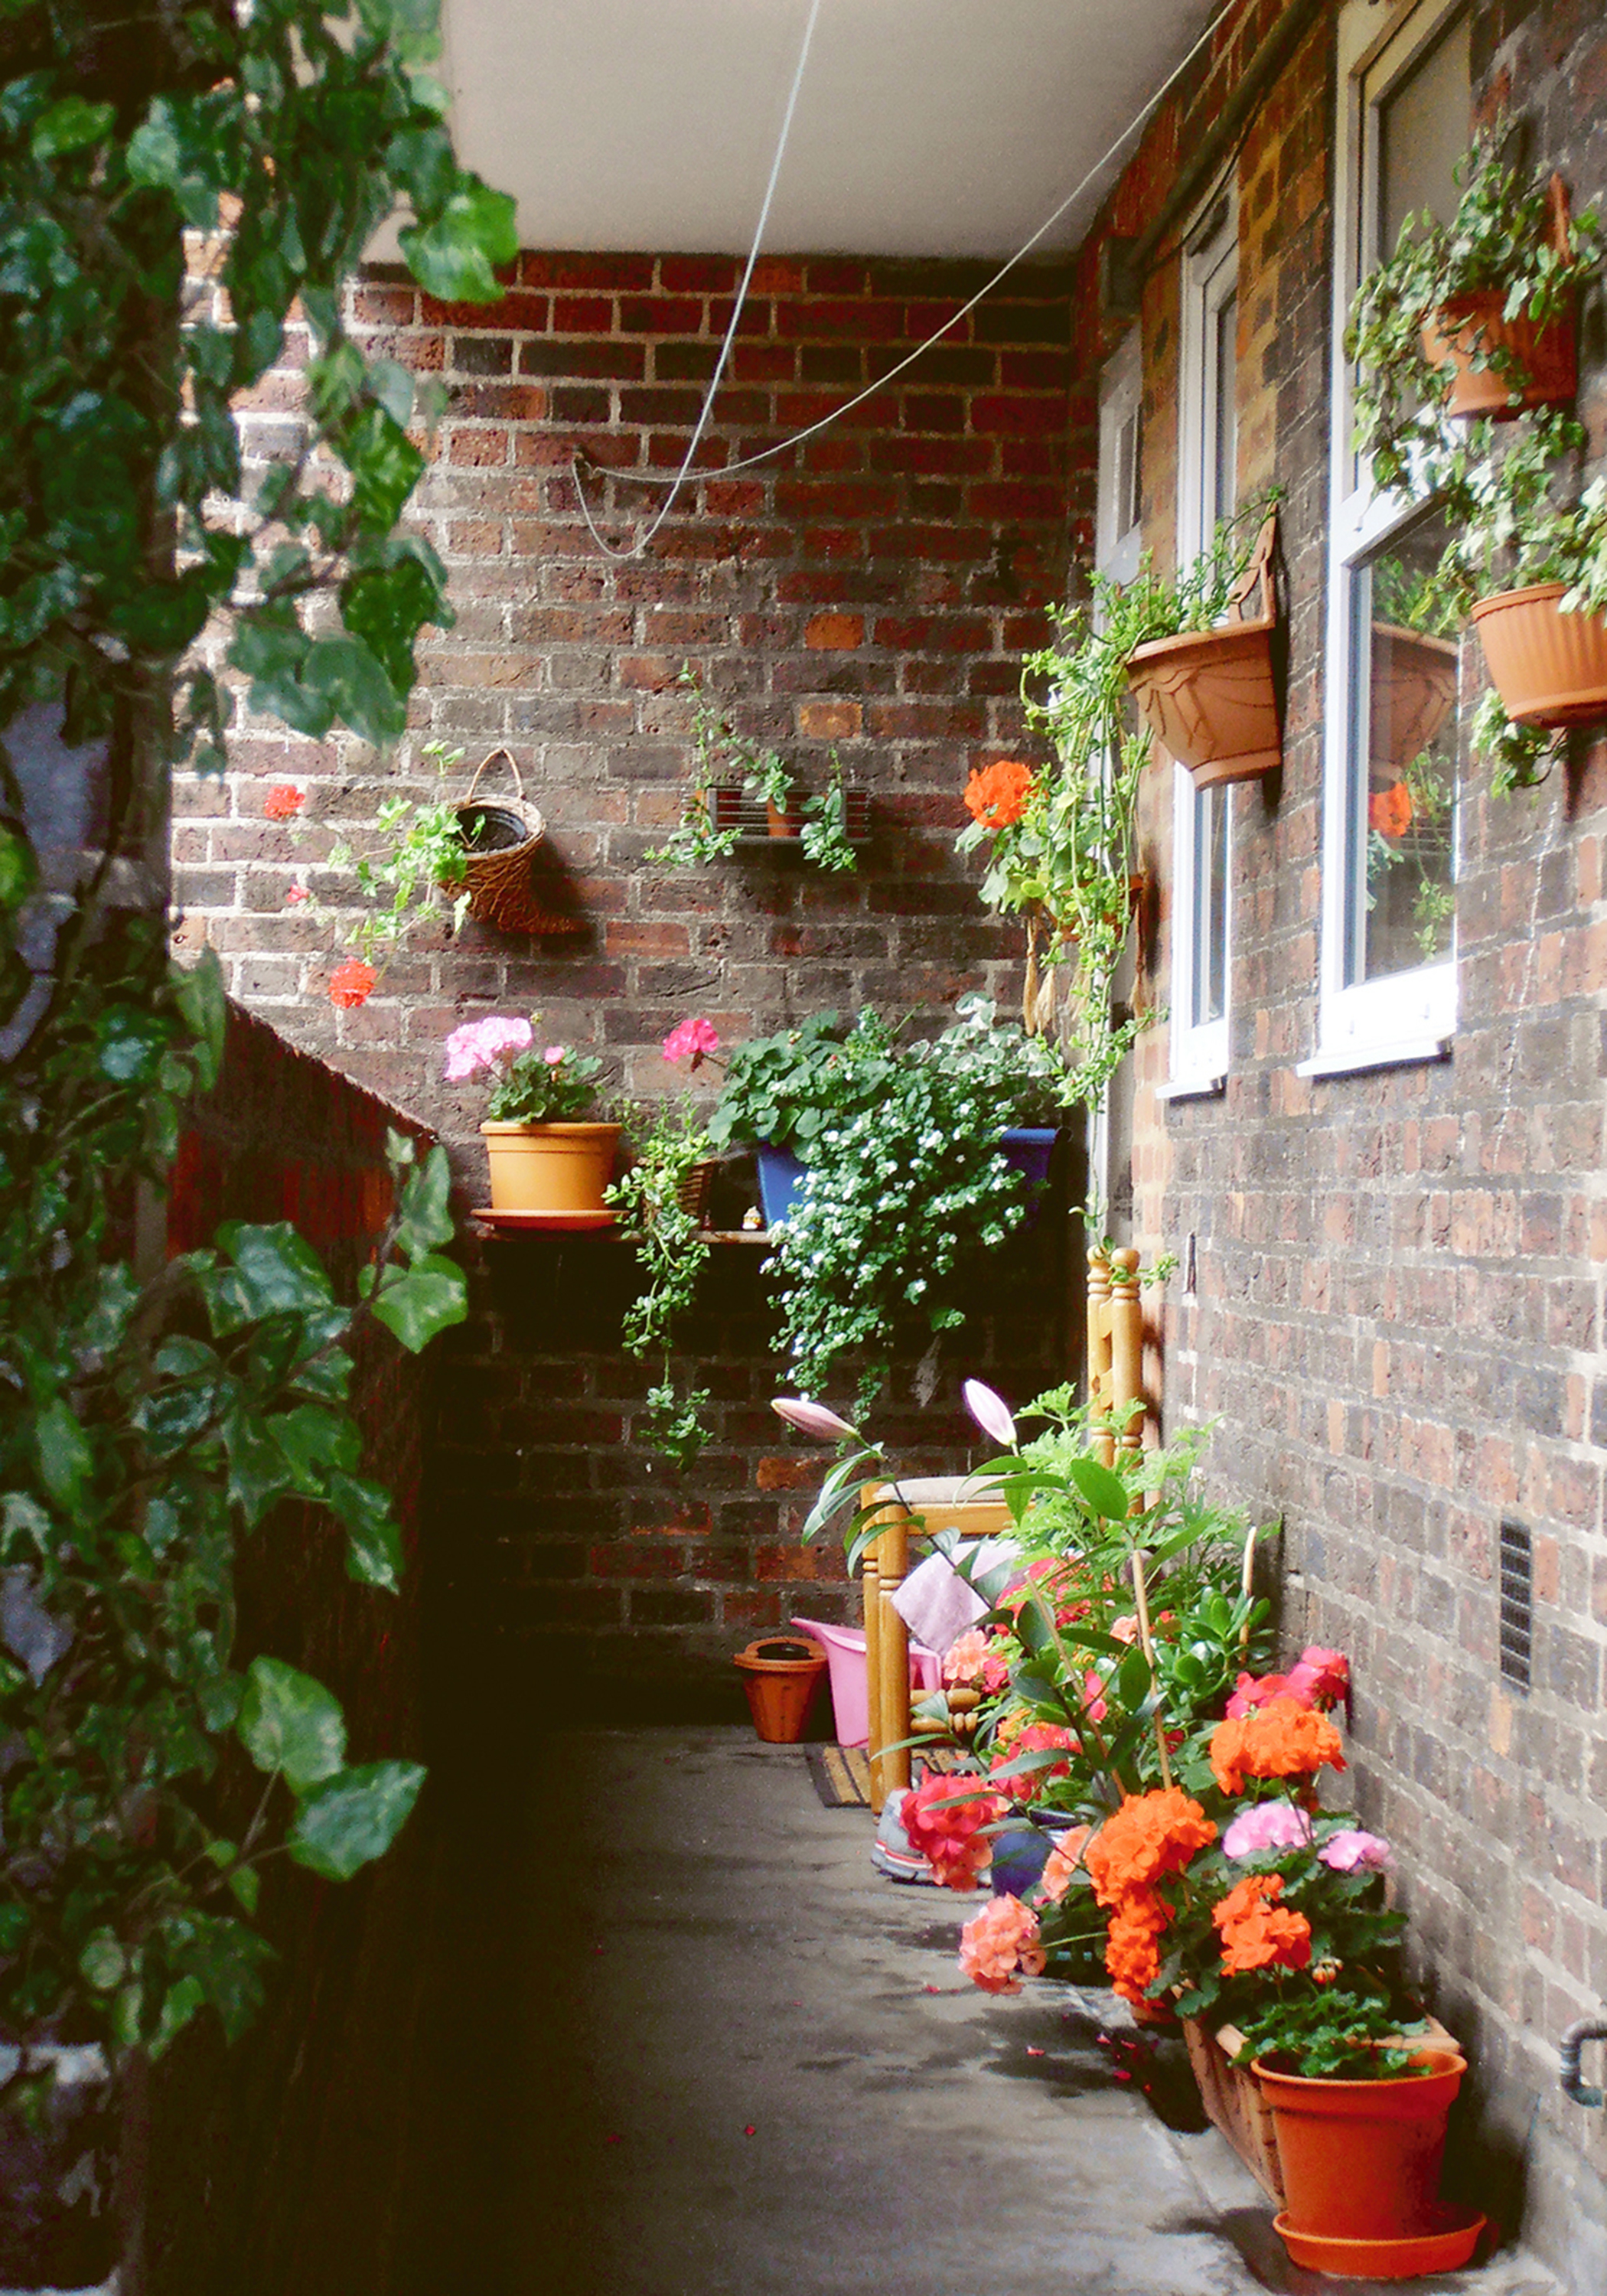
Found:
<box><xmin>1306</xmin><ymin>0</ymin><xmax>1468</xmax><ymax>1078</ymax></box>
<box><xmin>1169</xmin><ymin>190</ymin><xmax>1238</xmax><ymax>1094</ymax></box>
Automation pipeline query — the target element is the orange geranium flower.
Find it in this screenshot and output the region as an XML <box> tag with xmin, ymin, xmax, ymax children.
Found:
<box><xmin>1367</xmin><ymin>781</ymin><xmax>1413</xmax><ymax>838</ymax></box>
<box><xmin>963</xmin><ymin>758</ymin><xmax>1035</xmax><ymax>830</ymax></box>
<box><xmin>1213</xmin><ymin>1871</ymin><xmax>1313</xmax><ymax>1977</ymax></box>
<box><xmin>1104</xmin><ymin>1887</ymin><xmax>1171</xmax><ymax>2002</ymax></box>
<box><xmin>1084</xmin><ymin>1789</ymin><xmax>1217</xmax><ymax>1904</ymax></box>
<box><xmin>1208</xmin><ymin>1697</ymin><xmax>1345</xmax><ymax>1797</ymax></box>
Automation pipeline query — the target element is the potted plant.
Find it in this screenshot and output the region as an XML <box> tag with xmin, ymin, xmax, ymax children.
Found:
<box><xmin>1234</xmin><ymin>1993</ymin><xmax>1480</xmax><ymax>2276</ymax></box>
<box><xmin>1123</xmin><ymin>510</ymin><xmax>1282</xmax><ymax>792</ymax></box>
<box><xmin>649</xmin><ymin>667</ymin><xmax>861</xmax><ymax>872</ymax></box>
<box><xmin>1347</xmin><ymin>132</ymin><xmax>1599</xmax><ymax>456</ymax></box>
<box><xmin>442</xmin><ymin>1015</ymin><xmax>618</xmax><ymax>1215</ymax></box>
<box><xmin>690</xmin><ymin>997</ymin><xmax>1070</xmax><ymax>1410</ymax></box>
<box><xmin>963</xmin><ymin>497</ymin><xmax>1274</xmax><ymax>1090</ymax></box>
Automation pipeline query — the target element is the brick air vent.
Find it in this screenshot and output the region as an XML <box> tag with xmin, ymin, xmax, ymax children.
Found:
<box><xmin>1498</xmin><ymin>1518</ymin><xmax>1533</xmax><ymax>1693</ymax></box>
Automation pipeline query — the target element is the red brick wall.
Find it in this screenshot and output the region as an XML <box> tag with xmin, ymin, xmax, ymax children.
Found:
<box><xmin>172</xmin><ymin>253</ymin><xmax>1083</xmax><ymax>1703</ymax></box>
<box><xmin>1076</xmin><ymin>2</ymin><xmax>1607</xmax><ymax>2281</ymax></box>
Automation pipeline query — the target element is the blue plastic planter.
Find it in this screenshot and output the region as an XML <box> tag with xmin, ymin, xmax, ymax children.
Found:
<box><xmin>755</xmin><ymin>1143</ymin><xmax>807</xmax><ymax>1226</ymax></box>
<box><xmin>757</xmin><ymin>1130</ymin><xmax>1057</xmax><ymax>1230</ymax></box>
<box><xmin>999</xmin><ymin>1127</ymin><xmax>1058</xmax><ymax>1226</ymax></box>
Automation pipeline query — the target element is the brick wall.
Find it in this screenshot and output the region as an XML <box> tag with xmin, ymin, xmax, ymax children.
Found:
<box><xmin>1078</xmin><ymin>1</ymin><xmax>1607</xmax><ymax>2283</ymax></box>
<box><xmin>148</xmin><ymin>1006</ymin><xmax>437</xmax><ymax>2296</ymax></box>
<box><xmin>172</xmin><ymin>253</ymin><xmax>1084</xmax><ymax>1698</ymax></box>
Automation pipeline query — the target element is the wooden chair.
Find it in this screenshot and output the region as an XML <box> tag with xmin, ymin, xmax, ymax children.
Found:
<box><xmin>860</xmin><ymin>1479</ymin><xmax>1012</xmax><ymax>1812</ymax></box>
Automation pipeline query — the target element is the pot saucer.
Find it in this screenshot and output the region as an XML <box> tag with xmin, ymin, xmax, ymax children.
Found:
<box><xmin>1273</xmin><ymin>2206</ymin><xmax>1485</xmax><ymax>2278</ymax></box>
<box><xmin>471</xmin><ymin>1207</ymin><xmax>619</xmax><ymax>1231</ymax></box>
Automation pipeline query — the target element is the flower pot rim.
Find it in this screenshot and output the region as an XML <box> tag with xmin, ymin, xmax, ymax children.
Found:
<box><xmin>1126</xmin><ymin>615</ymin><xmax>1276</xmax><ymax>673</ymax></box>
<box><xmin>1252</xmin><ymin>2043</ymin><xmax>1466</xmax><ymax>2097</ymax></box>
<box><xmin>480</xmin><ymin>1119</ymin><xmax>622</xmax><ymax>1137</ymax></box>
<box><xmin>1471</xmin><ymin>579</ymin><xmax>1587</xmax><ymax>619</ymax></box>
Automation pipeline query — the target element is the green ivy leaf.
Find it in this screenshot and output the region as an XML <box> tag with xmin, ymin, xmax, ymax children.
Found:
<box><xmin>326</xmin><ymin>1471</ymin><xmax>403</xmax><ymax>1591</ymax></box>
<box><xmin>31</xmin><ymin>96</ymin><xmax>114</xmax><ymax>161</ymax></box>
<box><xmin>268</xmin><ymin>1403</ymin><xmax>360</xmax><ymax>1492</ymax></box>
<box><xmin>174</xmin><ymin>947</ymin><xmax>227</xmax><ymax>1090</ymax></box>
<box><xmin>220</xmin><ymin>1221</ymin><xmax>335</xmax><ymax>1316</ymax></box>
<box><xmin>35</xmin><ymin>1399</ymin><xmax>93</xmax><ymax>1509</ymax></box>
<box><xmin>78</xmin><ymin>1931</ymin><xmax>126</xmax><ymax>1992</ymax></box>
<box><xmin>237</xmin><ymin>1655</ymin><xmax>347</xmax><ymax>1792</ymax></box>
<box><xmin>287</xmin><ymin>1760</ymin><xmax>425</xmax><ymax>1881</ymax></box>
<box><xmin>367</xmin><ymin>1254</ymin><xmax>466</xmax><ymax>1352</ymax></box>
<box><xmin>393</xmin><ymin>1143</ymin><xmax>455</xmax><ymax>1259</ymax></box>
<box><xmin>399</xmin><ymin>184</ymin><xmax>517</xmax><ymax>302</ymax></box>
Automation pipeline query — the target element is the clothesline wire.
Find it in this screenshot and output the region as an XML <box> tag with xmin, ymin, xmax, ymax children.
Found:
<box><xmin>573</xmin><ymin>0</ymin><xmax>823</xmax><ymax>559</ymax></box>
<box><xmin>572</xmin><ymin>4</ymin><xmax>1227</xmax><ymax>556</ymax></box>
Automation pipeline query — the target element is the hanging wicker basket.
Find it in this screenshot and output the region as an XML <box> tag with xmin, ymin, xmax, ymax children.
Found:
<box><xmin>451</xmin><ymin>750</ymin><xmax>580</xmax><ymax>936</ymax></box>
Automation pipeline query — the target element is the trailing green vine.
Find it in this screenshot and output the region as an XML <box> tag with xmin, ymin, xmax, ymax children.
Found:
<box><xmin>605</xmin><ymin>1097</ymin><xmax>714</xmax><ymax>1469</ymax></box>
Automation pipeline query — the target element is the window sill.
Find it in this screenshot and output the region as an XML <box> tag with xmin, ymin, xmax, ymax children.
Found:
<box><xmin>1296</xmin><ymin>1035</ymin><xmax>1452</xmax><ymax>1081</ymax></box>
<box><xmin>1156</xmin><ymin>1071</ymin><xmax>1227</xmax><ymax>1103</ymax></box>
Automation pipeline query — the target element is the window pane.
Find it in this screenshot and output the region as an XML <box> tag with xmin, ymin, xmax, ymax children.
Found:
<box><xmin>1194</xmin><ymin>783</ymin><xmax>1229</xmax><ymax>1026</ymax></box>
<box><xmin>1212</xmin><ymin>288</ymin><xmax>1238</xmax><ymax>523</ymax></box>
<box><xmin>1377</xmin><ymin>11</ymin><xmax>1470</xmax><ymax>252</ymax></box>
<box><xmin>1354</xmin><ymin>510</ymin><xmax>1459</xmax><ymax>982</ymax></box>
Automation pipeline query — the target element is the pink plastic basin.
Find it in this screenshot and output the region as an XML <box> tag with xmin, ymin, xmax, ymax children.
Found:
<box><xmin>790</xmin><ymin>1616</ymin><xmax>940</xmax><ymax>1748</ymax></box>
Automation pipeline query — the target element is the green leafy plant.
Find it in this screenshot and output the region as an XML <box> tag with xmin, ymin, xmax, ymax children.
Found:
<box><xmin>0</xmin><ymin>942</ymin><xmax>467</xmax><ymax>2081</ymax></box>
<box><xmin>719</xmin><ymin>1000</ymin><xmax>1070</xmax><ymax>1408</ymax></box>
<box><xmin>649</xmin><ymin>667</ymin><xmax>860</xmax><ymax>873</ymax></box>
<box><xmin>484</xmin><ymin>1045</ymin><xmax>604</xmax><ymax>1125</ymax></box>
<box><xmin>969</xmin><ymin>497</ymin><xmax>1274</xmax><ymax>1101</ymax></box>
<box><xmin>0</xmin><ymin>0</ymin><xmax>510</xmax><ymax>2117</ymax></box>
<box><xmin>1231</xmin><ymin>1987</ymin><xmax>1428</xmax><ymax>2082</ymax></box>
<box><xmin>326</xmin><ymin>741</ymin><xmax>474</xmax><ymax>967</ymax></box>
<box><xmin>605</xmin><ymin>1097</ymin><xmax>715</xmax><ymax>1466</ymax></box>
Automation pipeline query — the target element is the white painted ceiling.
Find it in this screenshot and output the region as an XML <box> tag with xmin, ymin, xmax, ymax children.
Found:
<box><xmin>438</xmin><ymin>0</ymin><xmax>1224</xmax><ymax>260</ymax></box>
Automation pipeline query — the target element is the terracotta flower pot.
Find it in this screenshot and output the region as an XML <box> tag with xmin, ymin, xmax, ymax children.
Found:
<box><xmin>481</xmin><ymin>1122</ymin><xmax>621</xmax><ymax>1213</ymax></box>
<box><xmin>734</xmin><ymin>1636</ymin><xmax>828</xmax><ymax>1743</ymax></box>
<box><xmin>765</xmin><ymin>796</ymin><xmax>805</xmax><ymax>839</ymax></box>
<box><xmin>1254</xmin><ymin>2044</ymin><xmax>1483</xmax><ymax>2275</ymax></box>
<box><xmin>1126</xmin><ymin>618</ymin><xmax>1282</xmax><ymax>788</ymax></box>
<box><xmin>1369</xmin><ymin>625</ymin><xmax>1459</xmax><ymax>769</ymax></box>
<box><xmin>1471</xmin><ymin>582</ymin><xmax>1607</xmax><ymax>730</ymax></box>
<box><xmin>1421</xmin><ymin>294</ymin><xmax>1577</xmax><ymax>419</ymax></box>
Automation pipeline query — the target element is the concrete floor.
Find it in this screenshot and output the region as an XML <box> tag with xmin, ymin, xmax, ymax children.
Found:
<box><xmin>395</xmin><ymin>1727</ymin><xmax>1561</xmax><ymax>2296</ymax></box>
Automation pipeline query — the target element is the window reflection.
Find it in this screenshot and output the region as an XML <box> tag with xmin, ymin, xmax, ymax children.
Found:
<box><xmin>1354</xmin><ymin>510</ymin><xmax>1459</xmax><ymax>980</ymax></box>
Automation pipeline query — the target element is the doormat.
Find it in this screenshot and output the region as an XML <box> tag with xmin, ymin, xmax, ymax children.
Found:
<box><xmin>803</xmin><ymin>1744</ymin><xmax>967</xmax><ymax>1808</ymax></box>
<box><xmin>804</xmin><ymin>1745</ymin><xmax>872</xmax><ymax>1807</ymax></box>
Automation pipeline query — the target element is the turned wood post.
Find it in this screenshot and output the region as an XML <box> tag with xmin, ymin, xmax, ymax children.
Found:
<box><xmin>1087</xmin><ymin>1245</ymin><xmax>1114</xmax><ymax>1466</ymax></box>
<box><xmin>1110</xmin><ymin>1247</ymin><xmax>1145</xmax><ymax>1468</ymax></box>
<box><xmin>874</xmin><ymin>1499</ymin><xmax>912</xmax><ymax>1804</ymax></box>
<box><xmin>860</xmin><ymin>1490</ymin><xmax>885</xmax><ymax>1812</ymax></box>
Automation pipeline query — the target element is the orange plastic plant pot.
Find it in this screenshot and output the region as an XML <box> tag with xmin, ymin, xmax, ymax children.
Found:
<box><xmin>481</xmin><ymin>1122</ymin><xmax>621</xmax><ymax>1213</ymax></box>
<box><xmin>1471</xmin><ymin>585</ymin><xmax>1607</xmax><ymax>731</ymax></box>
<box><xmin>733</xmin><ymin>1638</ymin><xmax>829</xmax><ymax>1743</ymax></box>
<box><xmin>1126</xmin><ymin>620</ymin><xmax>1281</xmax><ymax>789</ymax></box>
<box><xmin>1253</xmin><ymin>2046</ymin><xmax>1465</xmax><ymax>2244</ymax></box>
<box><xmin>1421</xmin><ymin>295</ymin><xmax>1577</xmax><ymax>420</ymax></box>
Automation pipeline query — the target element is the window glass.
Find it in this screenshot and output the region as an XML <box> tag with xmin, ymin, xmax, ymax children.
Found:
<box><xmin>1377</xmin><ymin>12</ymin><xmax>1471</xmax><ymax>249</ymax></box>
<box><xmin>1351</xmin><ymin>508</ymin><xmax>1459</xmax><ymax>982</ymax></box>
<box><xmin>1194</xmin><ymin>782</ymin><xmax>1230</xmax><ymax>1026</ymax></box>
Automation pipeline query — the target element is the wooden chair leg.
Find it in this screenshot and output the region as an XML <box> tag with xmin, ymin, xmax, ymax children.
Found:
<box><xmin>876</xmin><ymin>1506</ymin><xmax>911</xmax><ymax>1801</ymax></box>
<box><xmin>862</xmin><ymin>1535</ymin><xmax>884</xmax><ymax>1812</ymax></box>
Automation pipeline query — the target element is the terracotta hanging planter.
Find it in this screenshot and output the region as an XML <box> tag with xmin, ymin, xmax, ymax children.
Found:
<box><xmin>1126</xmin><ymin>514</ymin><xmax>1282</xmax><ymax>789</ymax></box>
<box><xmin>1369</xmin><ymin>625</ymin><xmax>1459</xmax><ymax>769</ymax></box>
<box><xmin>481</xmin><ymin>1121</ymin><xmax>622</xmax><ymax>1213</ymax></box>
<box><xmin>1420</xmin><ymin>176</ymin><xmax>1578</xmax><ymax>422</ymax></box>
<box><xmin>1254</xmin><ymin>2043</ymin><xmax>1484</xmax><ymax>2277</ymax></box>
<box><xmin>734</xmin><ymin>1635</ymin><xmax>828</xmax><ymax>1742</ymax></box>
<box><xmin>1470</xmin><ymin>582</ymin><xmax>1607</xmax><ymax>730</ymax></box>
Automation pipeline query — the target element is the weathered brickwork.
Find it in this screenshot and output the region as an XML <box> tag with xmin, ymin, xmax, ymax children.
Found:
<box><xmin>1080</xmin><ymin>1</ymin><xmax>1607</xmax><ymax>2280</ymax></box>
<box><xmin>172</xmin><ymin>256</ymin><xmax>1083</xmax><ymax>1695</ymax></box>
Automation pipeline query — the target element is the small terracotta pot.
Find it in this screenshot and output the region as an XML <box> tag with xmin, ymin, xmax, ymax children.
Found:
<box><xmin>734</xmin><ymin>1636</ymin><xmax>828</xmax><ymax>1743</ymax></box>
<box><xmin>1126</xmin><ymin>619</ymin><xmax>1281</xmax><ymax>789</ymax></box>
<box><xmin>1254</xmin><ymin>2045</ymin><xmax>1465</xmax><ymax>2245</ymax></box>
<box><xmin>1471</xmin><ymin>582</ymin><xmax>1607</xmax><ymax>730</ymax></box>
<box><xmin>765</xmin><ymin>797</ymin><xmax>805</xmax><ymax>839</ymax></box>
<box><xmin>1422</xmin><ymin>295</ymin><xmax>1577</xmax><ymax>420</ymax></box>
<box><xmin>481</xmin><ymin>1122</ymin><xmax>621</xmax><ymax>1213</ymax></box>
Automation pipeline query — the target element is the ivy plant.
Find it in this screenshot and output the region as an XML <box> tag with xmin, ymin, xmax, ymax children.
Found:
<box><xmin>605</xmin><ymin>1097</ymin><xmax>714</xmax><ymax>1468</ymax></box>
<box><xmin>648</xmin><ymin>667</ymin><xmax>860</xmax><ymax>873</ymax></box>
<box><xmin>0</xmin><ymin>0</ymin><xmax>507</xmax><ymax>2109</ymax></box>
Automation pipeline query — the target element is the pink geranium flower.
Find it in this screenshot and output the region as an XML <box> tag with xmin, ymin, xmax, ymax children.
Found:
<box><xmin>903</xmin><ymin>1773</ymin><xmax>1006</xmax><ymax>1892</ymax></box>
<box><xmin>1318</xmin><ymin>1828</ymin><xmax>1392</xmax><ymax>1874</ymax></box>
<box><xmin>1226</xmin><ymin>1669</ymin><xmax>1317</xmax><ymax>1718</ymax></box>
<box><xmin>1288</xmin><ymin>1645</ymin><xmax>1350</xmax><ymax>1709</ymax></box>
<box><xmin>959</xmin><ymin>1894</ymin><xmax>1045</xmax><ymax>1994</ymax></box>
<box><xmin>663</xmin><ymin>1016</ymin><xmax>721</xmax><ymax>1068</ymax></box>
<box><xmin>543</xmin><ymin>1045</ymin><xmax>566</xmax><ymax>1065</ymax></box>
<box><xmin>1222</xmin><ymin>1802</ymin><xmax>1314</xmax><ymax>1860</ymax></box>
<box><xmin>443</xmin><ymin>1016</ymin><xmax>533</xmax><ymax>1081</ymax></box>
<box><xmin>943</xmin><ymin>1629</ymin><xmax>990</xmax><ymax>1688</ymax></box>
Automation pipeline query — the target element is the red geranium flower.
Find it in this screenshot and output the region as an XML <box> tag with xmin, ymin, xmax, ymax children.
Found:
<box><xmin>328</xmin><ymin>960</ymin><xmax>376</xmax><ymax>1009</ymax></box>
<box><xmin>1367</xmin><ymin>782</ymin><xmax>1413</xmax><ymax>838</ymax></box>
<box><xmin>265</xmin><ymin>784</ymin><xmax>305</xmax><ymax>820</ymax></box>
<box><xmin>963</xmin><ymin>758</ymin><xmax>1035</xmax><ymax>830</ymax></box>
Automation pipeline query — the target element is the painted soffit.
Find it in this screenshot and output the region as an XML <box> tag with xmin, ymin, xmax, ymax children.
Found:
<box><xmin>435</xmin><ymin>0</ymin><xmax>1224</xmax><ymax>263</ymax></box>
